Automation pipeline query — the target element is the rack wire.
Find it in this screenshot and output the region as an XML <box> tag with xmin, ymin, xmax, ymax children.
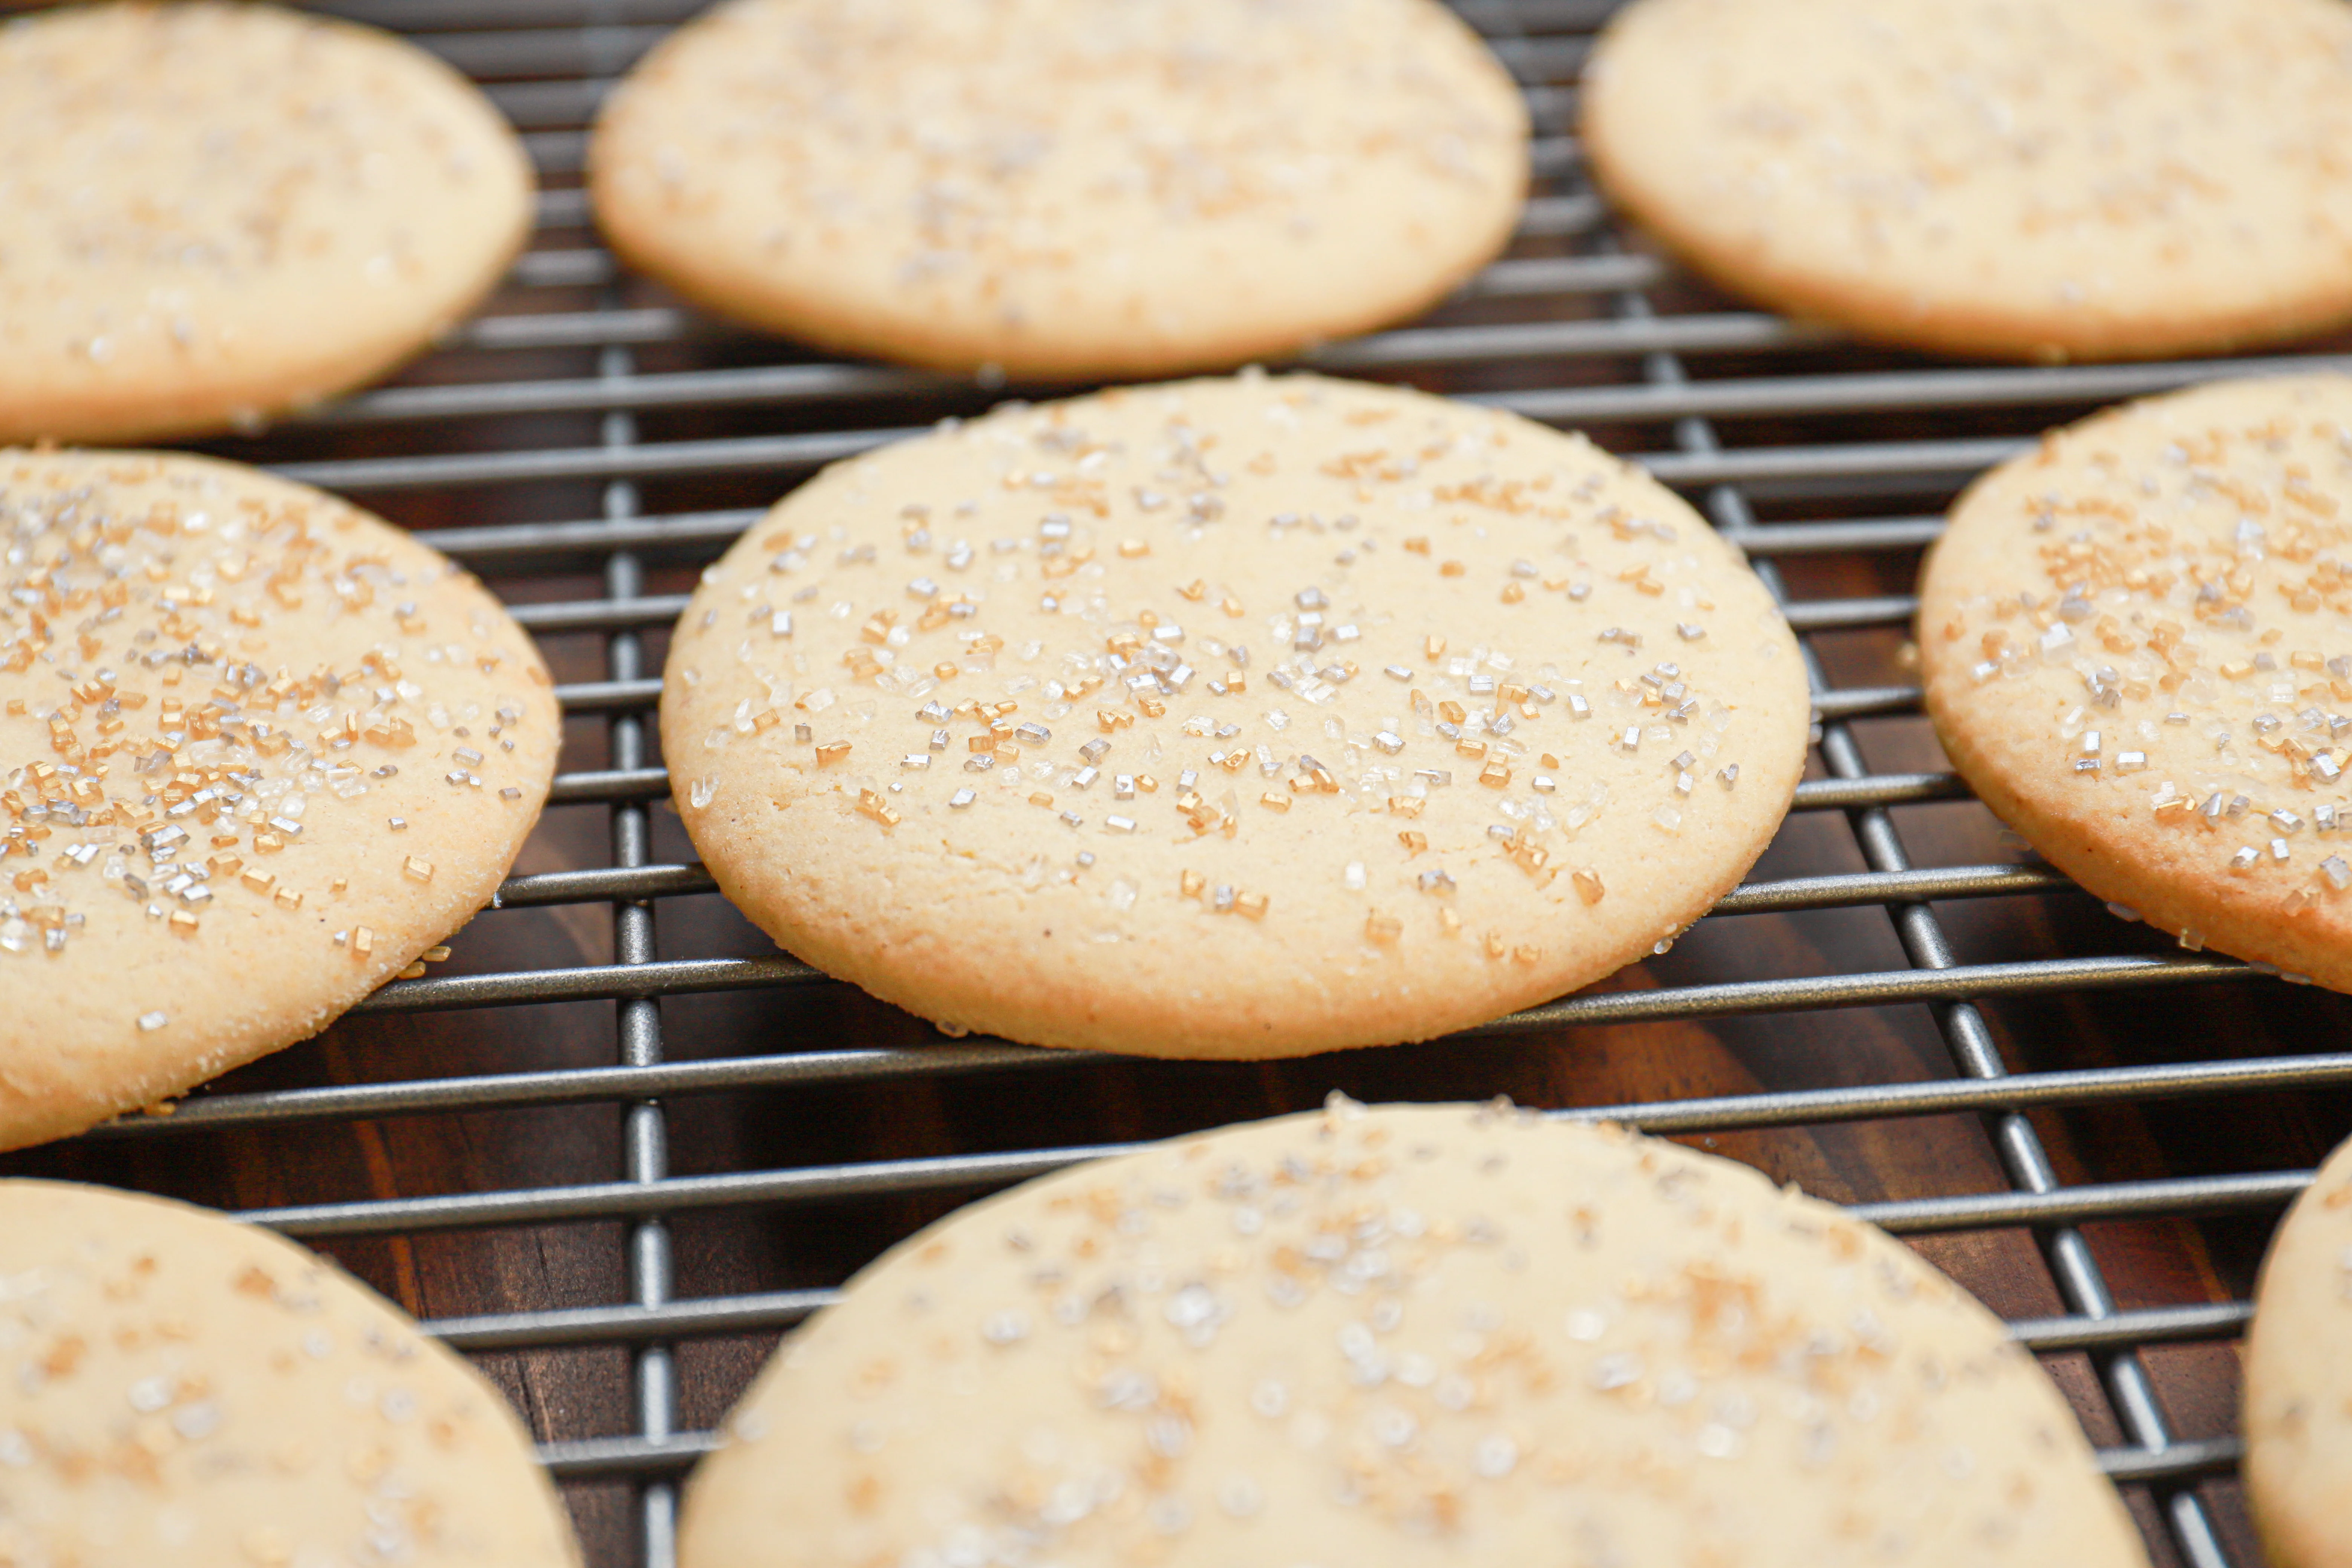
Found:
<box><xmin>12</xmin><ymin>2</ymin><xmax>2352</xmax><ymax>1563</ymax></box>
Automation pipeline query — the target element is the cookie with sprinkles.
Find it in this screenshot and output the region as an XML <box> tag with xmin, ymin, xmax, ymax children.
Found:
<box><xmin>1919</xmin><ymin>375</ymin><xmax>2352</xmax><ymax>988</ymax></box>
<box><xmin>1582</xmin><ymin>0</ymin><xmax>2352</xmax><ymax>363</ymax></box>
<box><xmin>0</xmin><ymin>1178</ymin><xmax>583</xmax><ymax>1565</ymax></box>
<box><xmin>0</xmin><ymin>450</ymin><xmax>560</xmax><ymax>1152</ymax></box>
<box><xmin>660</xmin><ymin>373</ymin><xmax>1809</xmax><ymax>1059</ymax></box>
<box><xmin>0</xmin><ymin>1</ymin><xmax>533</xmax><ymax>445</ymax></box>
<box><xmin>586</xmin><ymin>0</ymin><xmax>1528</xmax><ymax>378</ymax></box>
<box><xmin>678</xmin><ymin>1098</ymin><xmax>2152</xmax><ymax>1568</ymax></box>
<box><xmin>2245</xmin><ymin>1128</ymin><xmax>2352</xmax><ymax>1568</ymax></box>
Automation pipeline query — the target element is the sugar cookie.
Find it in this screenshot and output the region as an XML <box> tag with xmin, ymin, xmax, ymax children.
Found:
<box><xmin>1582</xmin><ymin>0</ymin><xmax>2352</xmax><ymax>363</ymax></box>
<box><xmin>588</xmin><ymin>0</ymin><xmax>1528</xmax><ymax>377</ymax></box>
<box><xmin>0</xmin><ymin>1178</ymin><xmax>582</xmax><ymax>1566</ymax></box>
<box><xmin>1920</xmin><ymin>375</ymin><xmax>2352</xmax><ymax>987</ymax></box>
<box><xmin>0</xmin><ymin>450</ymin><xmax>560</xmax><ymax>1151</ymax></box>
<box><xmin>679</xmin><ymin>1099</ymin><xmax>2150</xmax><ymax>1568</ymax></box>
<box><xmin>660</xmin><ymin>374</ymin><xmax>1809</xmax><ymax>1059</ymax></box>
<box><xmin>0</xmin><ymin>1</ymin><xmax>534</xmax><ymax>444</ymax></box>
<box><xmin>2245</xmin><ymin>1129</ymin><xmax>2352</xmax><ymax>1568</ymax></box>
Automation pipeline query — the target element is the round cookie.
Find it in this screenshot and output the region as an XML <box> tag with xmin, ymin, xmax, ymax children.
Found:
<box><xmin>1919</xmin><ymin>375</ymin><xmax>2352</xmax><ymax>987</ymax></box>
<box><xmin>587</xmin><ymin>0</ymin><xmax>1528</xmax><ymax>378</ymax></box>
<box><xmin>0</xmin><ymin>2</ymin><xmax>534</xmax><ymax>445</ymax></box>
<box><xmin>2244</xmin><ymin>1129</ymin><xmax>2352</xmax><ymax>1568</ymax></box>
<box><xmin>0</xmin><ymin>450</ymin><xmax>560</xmax><ymax>1151</ymax></box>
<box><xmin>0</xmin><ymin>1179</ymin><xmax>582</xmax><ymax>1566</ymax></box>
<box><xmin>678</xmin><ymin>1099</ymin><xmax>2151</xmax><ymax>1568</ymax></box>
<box><xmin>1581</xmin><ymin>0</ymin><xmax>2352</xmax><ymax>363</ymax></box>
<box><xmin>662</xmin><ymin>374</ymin><xmax>1811</xmax><ymax>1060</ymax></box>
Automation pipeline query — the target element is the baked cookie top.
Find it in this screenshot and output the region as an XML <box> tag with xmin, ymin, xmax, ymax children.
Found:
<box><xmin>678</xmin><ymin>1099</ymin><xmax>2150</xmax><ymax>1568</ymax></box>
<box><xmin>660</xmin><ymin>374</ymin><xmax>1809</xmax><ymax>1059</ymax></box>
<box><xmin>0</xmin><ymin>1</ymin><xmax>533</xmax><ymax>444</ymax></box>
<box><xmin>2245</xmin><ymin>1130</ymin><xmax>2352</xmax><ymax>1568</ymax></box>
<box><xmin>588</xmin><ymin>0</ymin><xmax>1529</xmax><ymax>377</ymax></box>
<box><xmin>0</xmin><ymin>450</ymin><xmax>560</xmax><ymax>1151</ymax></box>
<box><xmin>1582</xmin><ymin>0</ymin><xmax>2352</xmax><ymax>363</ymax></box>
<box><xmin>1919</xmin><ymin>375</ymin><xmax>2352</xmax><ymax>985</ymax></box>
<box><xmin>0</xmin><ymin>1179</ymin><xmax>582</xmax><ymax>1566</ymax></box>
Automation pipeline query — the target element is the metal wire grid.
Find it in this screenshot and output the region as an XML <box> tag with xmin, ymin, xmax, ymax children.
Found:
<box><xmin>23</xmin><ymin>0</ymin><xmax>2352</xmax><ymax>1562</ymax></box>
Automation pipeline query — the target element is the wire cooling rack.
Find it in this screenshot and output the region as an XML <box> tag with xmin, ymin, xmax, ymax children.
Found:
<box><xmin>13</xmin><ymin>2</ymin><xmax>2352</xmax><ymax>1563</ymax></box>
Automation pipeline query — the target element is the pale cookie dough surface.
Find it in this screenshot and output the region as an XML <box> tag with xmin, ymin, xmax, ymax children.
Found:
<box><xmin>0</xmin><ymin>1</ymin><xmax>534</xmax><ymax>444</ymax></box>
<box><xmin>0</xmin><ymin>451</ymin><xmax>560</xmax><ymax>1152</ymax></box>
<box><xmin>0</xmin><ymin>1179</ymin><xmax>582</xmax><ymax>1567</ymax></box>
<box><xmin>1920</xmin><ymin>376</ymin><xmax>2352</xmax><ymax>988</ymax></box>
<box><xmin>588</xmin><ymin>0</ymin><xmax>1528</xmax><ymax>377</ymax></box>
<box><xmin>2245</xmin><ymin>1130</ymin><xmax>2352</xmax><ymax>1568</ymax></box>
<box><xmin>1582</xmin><ymin>0</ymin><xmax>2352</xmax><ymax>363</ymax></box>
<box><xmin>678</xmin><ymin>1100</ymin><xmax>2150</xmax><ymax>1568</ymax></box>
<box><xmin>662</xmin><ymin>375</ymin><xmax>1810</xmax><ymax>1059</ymax></box>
